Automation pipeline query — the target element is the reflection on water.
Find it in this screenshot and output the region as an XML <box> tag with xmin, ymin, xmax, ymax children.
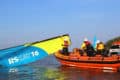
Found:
<box><xmin>0</xmin><ymin>55</ymin><xmax>120</xmax><ymax>80</ymax></box>
<box><xmin>0</xmin><ymin>65</ymin><xmax>66</xmax><ymax>80</ymax></box>
<box><xmin>1</xmin><ymin>65</ymin><xmax>120</xmax><ymax>80</ymax></box>
<box><xmin>59</xmin><ymin>66</ymin><xmax>120</xmax><ymax>80</ymax></box>
<box><xmin>0</xmin><ymin>66</ymin><xmax>34</xmax><ymax>80</ymax></box>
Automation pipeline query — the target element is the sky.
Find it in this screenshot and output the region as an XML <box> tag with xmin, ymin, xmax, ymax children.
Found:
<box><xmin>0</xmin><ymin>0</ymin><xmax>120</xmax><ymax>49</ymax></box>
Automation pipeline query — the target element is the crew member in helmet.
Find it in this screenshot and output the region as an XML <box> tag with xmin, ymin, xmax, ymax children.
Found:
<box><xmin>95</xmin><ymin>40</ymin><xmax>100</xmax><ymax>51</ymax></box>
<box><xmin>81</xmin><ymin>38</ymin><xmax>94</xmax><ymax>56</ymax></box>
<box><xmin>62</xmin><ymin>38</ymin><xmax>69</xmax><ymax>55</ymax></box>
<box><xmin>81</xmin><ymin>38</ymin><xmax>89</xmax><ymax>50</ymax></box>
<box><xmin>96</xmin><ymin>40</ymin><xmax>105</xmax><ymax>55</ymax></box>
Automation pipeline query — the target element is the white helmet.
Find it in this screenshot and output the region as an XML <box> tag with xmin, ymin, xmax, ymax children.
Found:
<box><xmin>96</xmin><ymin>40</ymin><xmax>100</xmax><ymax>44</ymax></box>
<box><xmin>84</xmin><ymin>38</ymin><xmax>88</xmax><ymax>41</ymax></box>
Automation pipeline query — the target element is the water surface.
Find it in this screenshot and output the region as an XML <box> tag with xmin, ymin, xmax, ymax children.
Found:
<box><xmin>0</xmin><ymin>55</ymin><xmax>120</xmax><ymax>80</ymax></box>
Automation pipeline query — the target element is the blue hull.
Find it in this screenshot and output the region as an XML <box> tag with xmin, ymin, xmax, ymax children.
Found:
<box><xmin>0</xmin><ymin>46</ymin><xmax>48</xmax><ymax>67</ymax></box>
<box><xmin>0</xmin><ymin>45</ymin><xmax>26</xmax><ymax>58</ymax></box>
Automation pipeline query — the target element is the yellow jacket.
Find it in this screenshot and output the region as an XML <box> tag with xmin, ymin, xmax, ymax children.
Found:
<box><xmin>81</xmin><ymin>43</ymin><xmax>86</xmax><ymax>50</ymax></box>
<box><xmin>97</xmin><ymin>43</ymin><xmax>104</xmax><ymax>50</ymax></box>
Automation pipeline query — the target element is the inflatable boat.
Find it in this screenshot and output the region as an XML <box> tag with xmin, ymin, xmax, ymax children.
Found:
<box><xmin>55</xmin><ymin>46</ymin><xmax>120</xmax><ymax>71</ymax></box>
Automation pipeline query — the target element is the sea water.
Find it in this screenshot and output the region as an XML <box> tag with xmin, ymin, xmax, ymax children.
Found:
<box><xmin>0</xmin><ymin>55</ymin><xmax>120</xmax><ymax>80</ymax></box>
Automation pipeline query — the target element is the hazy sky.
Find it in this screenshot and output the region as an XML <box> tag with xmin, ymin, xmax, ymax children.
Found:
<box><xmin>0</xmin><ymin>0</ymin><xmax>120</xmax><ymax>49</ymax></box>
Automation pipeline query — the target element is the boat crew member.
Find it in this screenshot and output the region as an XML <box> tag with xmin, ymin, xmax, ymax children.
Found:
<box><xmin>81</xmin><ymin>38</ymin><xmax>94</xmax><ymax>56</ymax></box>
<box><xmin>62</xmin><ymin>38</ymin><xmax>69</xmax><ymax>55</ymax></box>
<box><xmin>96</xmin><ymin>40</ymin><xmax>105</xmax><ymax>56</ymax></box>
<box><xmin>95</xmin><ymin>40</ymin><xmax>100</xmax><ymax>53</ymax></box>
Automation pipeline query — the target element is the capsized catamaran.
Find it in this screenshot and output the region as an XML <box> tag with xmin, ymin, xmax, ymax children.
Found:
<box><xmin>0</xmin><ymin>34</ymin><xmax>71</xmax><ymax>67</ymax></box>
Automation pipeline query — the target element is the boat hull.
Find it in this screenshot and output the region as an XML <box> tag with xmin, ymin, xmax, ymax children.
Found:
<box><xmin>0</xmin><ymin>34</ymin><xmax>71</xmax><ymax>67</ymax></box>
<box><xmin>55</xmin><ymin>51</ymin><xmax>120</xmax><ymax>71</ymax></box>
<box><xmin>0</xmin><ymin>46</ymin><xmax>48</xmax><ymax>67</ymax></box>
